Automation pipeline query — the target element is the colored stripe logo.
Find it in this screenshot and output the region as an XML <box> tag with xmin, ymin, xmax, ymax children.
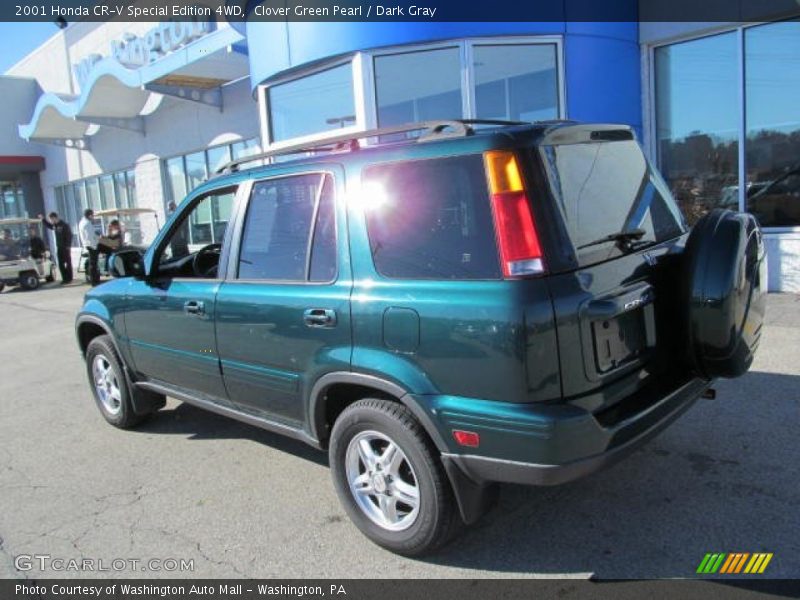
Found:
<box><xmin>697</xmin><ymin>552</ymin><xmax>773</xmax><ymax>574</ymax></box>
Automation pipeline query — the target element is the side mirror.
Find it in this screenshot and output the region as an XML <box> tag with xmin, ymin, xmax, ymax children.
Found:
<box><xmin>109</xmin><ymin>249</ymin><xmax>144</xmax><ymax>279</ymax></box>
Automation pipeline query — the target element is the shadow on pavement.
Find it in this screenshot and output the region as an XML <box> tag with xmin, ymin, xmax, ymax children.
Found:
<box><xmin>137</xmin><ymin>401</ymin><xmax>327</xmax><ymax>466</ymax></box>
<box><xmin>136</xmin><ymin>370</ymin><xmax>798</xmax><ymax>577</ymax></box>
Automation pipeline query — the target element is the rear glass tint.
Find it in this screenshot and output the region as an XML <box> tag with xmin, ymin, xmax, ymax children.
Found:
<box><xmin>362</xmin><ymin>155</ymin><xmax>501</xmax><ymax>280</ymax></box>
<box><xmin>539</xmin><ymin>140</ymin><xmax>685</xmax><ymax>265</ymax></box>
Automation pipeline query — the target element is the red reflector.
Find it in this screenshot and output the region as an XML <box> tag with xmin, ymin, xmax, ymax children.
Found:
<box><xmin>490</xmin><ymin>191</ymin><xmax>544</xmax><ymax>278</ymax></box>
<box><xmin>452</xmin><ymin>430</ymin><xmax>480</xmax><ymax>448</ymax></box>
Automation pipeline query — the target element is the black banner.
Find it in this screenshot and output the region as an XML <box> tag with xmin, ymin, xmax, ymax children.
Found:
<box><xmin>3</xmin><ymin>0</ymin><xmax>800</xmax><ymax>23</ymax></box>
<box><xmin>4</xmin><ymin>580</ymin><xmax>800</xmax><ymax>600</ymax></box>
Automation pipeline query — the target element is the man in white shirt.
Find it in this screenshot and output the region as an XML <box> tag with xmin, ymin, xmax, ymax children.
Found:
<box><xmin>79</xmin><ymin>208</ymin><xmax>101</xmax><ymax>286</ymax></box>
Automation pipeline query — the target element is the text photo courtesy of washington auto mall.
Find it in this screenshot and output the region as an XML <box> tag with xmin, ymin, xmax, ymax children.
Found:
<box><xmin>0</xmin><ymin>1</ymin><xmax>799</xmax><ymax>599</ymax></box>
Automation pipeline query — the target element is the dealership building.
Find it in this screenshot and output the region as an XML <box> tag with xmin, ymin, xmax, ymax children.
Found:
<box><xmin>0</xmin><ymin>3</ymin><xmax>798</xmax><ymax>290</ymax></box>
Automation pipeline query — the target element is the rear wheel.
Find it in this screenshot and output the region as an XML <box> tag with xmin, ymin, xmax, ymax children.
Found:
<box><xmin>329</xmin><ymin>398</ymin><xmax>461</xmax><ymax>556</ymax></box>
<box><xmin>45</xmin><ymin>265</ymin><xmax>55</xmax><ymax>283</ymax></box>
<box><xmin>19</xmin><ymin>271</ymin><xmax>40</xmax><ymax>290</ymax></box>
<box><xmin>85</xmin><ymin>335</ymin><xmax>147</xmax><ymax>428</ymax></box>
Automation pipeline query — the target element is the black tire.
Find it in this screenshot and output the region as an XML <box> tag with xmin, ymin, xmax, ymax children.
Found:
<box><xmin>19</xmin><ymin>271</ymin><xmax>40</xmax><ymax>290</ymax></box>
<box><xmin>683</xmin><ymin>209</ymin><xmax>767</xmax><ymax>378</ymax></box>
<box><xmin>45</xmin><ymin>265</ymin><xmax>55</xmax><ymax>283</ymax></box>
<box><xmin>329</xmin><ymin>398</ymin><xmax>461</xmax><ymax>556</ymax></box>
<box><xmin>85</xmin><ymin>335</ymin><xmax>147</xmax><ymax>428</ymax></box>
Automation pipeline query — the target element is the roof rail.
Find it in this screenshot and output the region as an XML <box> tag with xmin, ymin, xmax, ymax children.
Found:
<box><xmin>216</xmin><ymin>119</ymin><xmax>526</xmax><ymax>174</ymax></box>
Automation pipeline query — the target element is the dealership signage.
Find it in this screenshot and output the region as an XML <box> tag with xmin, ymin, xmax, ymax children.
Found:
<box><xmin>73</xmin><ymin>20</ymin><xmax>214</xmax><ymax>88</ymax></box>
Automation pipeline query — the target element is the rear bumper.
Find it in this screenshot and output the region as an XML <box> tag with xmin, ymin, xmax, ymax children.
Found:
<box><xmin>438</xmin><ymin>376</ymin><xmax>710</xmax><ymax>486</ymax></box>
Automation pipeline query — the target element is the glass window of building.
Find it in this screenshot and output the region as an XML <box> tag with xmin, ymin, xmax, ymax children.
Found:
<box><xmin>0</xmin><ymin>182</ymin><xmax>24</xmax><ymax>218</ymax></box>
<box><xmin>269</xmin><ymin>64</ymin><xmax>356</xmax><ymax>142</ymax></box>
<box><xmin>374</xmin><ymin>47</ymin><xmax>462</xmax><ymax>128</ymax></box>
<box><xmin>114</xmin><ymin>172</ymin><xmax>129</xmax><ymax>208</ymax></box>
<box><xmin>54</xmin><ymin>167</ymin><xmax>137</xmax><ymax>246</ymax></box>
<box><xmin>162</xmin><ymin>138</ymin><xmax>261</xmax><ymax>207</ymax></box>
<box><xmin>207</xmin><ymin>145</ymin><xmax>232</xmax><ymax>175</ymax></box>
<box><xmin>99</xmin><ymin>175</ymin><xmax>115</xmax><ymax>209</ymax></box>
<box><xmin>655</xmin><ymin>33</ymin><xmax>739</xmax><ymax>226</ymax></box>
<box><xmin>125</xmin><ymin>169</ymin><xmax>136</xmax><ymax>208</ymax></box>
<box><xmin>231</xmin><ymin>138</ymin><xmax>263</xmax><ymax>169</ymax></box>
<box><xmin>745</xmin><ymin>20</ymin><xmax>800</xmax><ymax>227</ymax></box>
<box><xmin>184</xmin><ymin>151</ymin><xmax>208</xmax><ymax>191</ymax></box>
<box><xmin>474</xmin><ymin>44</ymin><xmax>559</xmax><ymax>122</ymax></box>
<box><xmin>165</xmin><ymin>156</ymin><xmax>187</xmax><ymax>206</ymax></box>
<box><xmin>86</xmin><ymin>179</ymin><xmax>102</xmax><ymax>211</ymax></box>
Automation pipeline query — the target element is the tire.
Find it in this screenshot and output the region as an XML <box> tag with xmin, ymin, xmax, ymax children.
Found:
<box><xmin>85</xmin><ymin>335</ymin><xmax>147</xmax><ymax>429</ymax></box>
<box><xmin>329</xmin><ymin>398</ymin><xmax>461</xmax><ymax>556</ymax></box>
<box><xmin>45</xmin><ymin>265</ymin><xmax>55</xmax><ymax>283</ymax></box>
<box><xmin>683</xmin><ymin>209</ymin><xmax>767</xmax><ymax>378</ymax></box>
<box><xmin>19</xmin><ymin>271</ymin><xmax>40</xmax><ymax>290</ymax></box>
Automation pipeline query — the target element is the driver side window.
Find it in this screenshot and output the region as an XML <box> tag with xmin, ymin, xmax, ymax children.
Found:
<box><xmin>158</xmin><ymin>187</ymin><xmax>237</xmax><ymax>277</ymax></box>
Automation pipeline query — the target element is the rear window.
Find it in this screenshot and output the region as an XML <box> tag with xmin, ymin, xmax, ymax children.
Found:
<box><xmin>539</xmin><ymin>140</ymin><xmax>685</xmax><ymax>265</ymax></box>
<box><xmin>362</xmin><ymin>155</ymin><xmax>501</xmax><ymax>280</ymax></box>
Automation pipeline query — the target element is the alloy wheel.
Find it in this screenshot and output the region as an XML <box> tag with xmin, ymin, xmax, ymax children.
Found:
<box><xmin>345</xmin><ymin>430</ymin><xmax>420</xmax><ymax>532</ymax></box>
<box><xmin>92</xmin><ymin>355</ymin><xmax>122</xmax><ymax>415</ymax></box>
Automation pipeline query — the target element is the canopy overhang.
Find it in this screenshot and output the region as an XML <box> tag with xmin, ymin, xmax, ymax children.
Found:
<box><xmin>19</xmin><ymin>25</ymin><xmax>247</xmax><ymax>145</ymax></box>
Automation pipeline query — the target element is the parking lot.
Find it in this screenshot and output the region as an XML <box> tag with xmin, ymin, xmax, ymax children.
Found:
<box><xmin>0</xmin><ymin>282</ymin><xmax>797</xmax><ymax>579</ymax></box>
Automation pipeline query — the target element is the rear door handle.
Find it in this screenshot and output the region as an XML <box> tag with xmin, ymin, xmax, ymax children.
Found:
<box><xmin>183</xmin><ymin>300</ymin><xmax>205</xmax><ymax>316</ymax></box>
<box><xmin>303</xmin><ymin>308</ymin><xmax>337</xmax><ymax>328</ymax></box>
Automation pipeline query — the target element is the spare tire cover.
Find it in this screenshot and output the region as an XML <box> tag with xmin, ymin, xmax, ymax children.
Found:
<box><xmin>683</xmin><ymin>209</ymin><xmax>767</xmax><ymax>379</ymax></box>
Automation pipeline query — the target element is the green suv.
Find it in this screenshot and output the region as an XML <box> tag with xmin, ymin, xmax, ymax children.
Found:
<box><xmin>76</xmin><ymin>120</ymin><xmax>766</xmax><ymax>555</ymax></box>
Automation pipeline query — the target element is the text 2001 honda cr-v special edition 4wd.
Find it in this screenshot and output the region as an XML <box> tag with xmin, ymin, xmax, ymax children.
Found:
<box><xmin>76</xmin><ymin>120</ymin><xmax>766</xmax><ymax>555</ymax></box>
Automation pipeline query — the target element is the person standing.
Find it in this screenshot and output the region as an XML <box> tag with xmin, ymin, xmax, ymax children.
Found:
<box><xmin>79</xmin><ymin>208</ymin><xmax>101</xmax><ymax>286</ymax></box>
<box><xmin>40</xmin><ymin>212</ymin><xmax>73</xmax><ymax>283</ymax></box>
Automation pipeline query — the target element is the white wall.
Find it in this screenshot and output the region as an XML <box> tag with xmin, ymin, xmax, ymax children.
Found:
<box><xmin>37</xmin><ymin>76</ymin><xmax>259</xmax><ymax>231</ymax></box>
<box><xmin>0</xmin><ymin>77</ymin><xmax>46</xmax><ymax>157</ymax></box>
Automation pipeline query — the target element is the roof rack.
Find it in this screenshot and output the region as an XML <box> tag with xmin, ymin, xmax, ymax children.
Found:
<box><xmin>216</xmin><ymin>119</ymin><xmax>526</xmax><ymax>174</ymax></box>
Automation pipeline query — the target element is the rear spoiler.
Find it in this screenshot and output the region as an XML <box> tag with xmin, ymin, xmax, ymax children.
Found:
<box><xmin>540</xmin><ymin>123</ymin><xmax>635</xmax><ymax>145</ymax></box>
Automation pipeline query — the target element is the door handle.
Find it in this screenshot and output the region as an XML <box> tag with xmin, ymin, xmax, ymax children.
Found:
<box><xmin>183</xmin><ymin>300</ymin><xmax>205</xmax><ymax>316</ymax></box>
<box><xmin>303</xmin><ymin>308</ymin><xmax>337</xmax><ymax>328</ymax></box>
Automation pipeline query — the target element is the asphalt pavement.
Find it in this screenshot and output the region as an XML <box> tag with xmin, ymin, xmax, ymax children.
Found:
<box><xmin>0</xmin><ymin>282</ymin><xmax>797</xmax><ymax>579</ymax></box>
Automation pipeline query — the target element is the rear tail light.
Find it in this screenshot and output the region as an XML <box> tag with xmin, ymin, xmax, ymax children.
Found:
<box><xmin>484</xmin><ymin>150</ymin><xmax>545</xmax><ymax>278</ymax></box>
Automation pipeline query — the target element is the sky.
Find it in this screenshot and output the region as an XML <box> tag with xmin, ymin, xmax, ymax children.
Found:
<box><xmin>0</xmin><ymin>22</ymin><xmax>61</xmax><ymax>74</ymax></box>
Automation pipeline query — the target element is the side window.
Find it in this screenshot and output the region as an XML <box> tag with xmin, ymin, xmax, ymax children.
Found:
<box><xmin>362</xmin><ymin>155</ymin><xmax>501</xmax><ymax>279</ymax></box>
<box><xmin>237</xmin><ymin>174</ymin><xmax>336</xmax><ymax>282</ymax></box>
<box><xmin>159</xmin><ymin>187</ymin><xmax>236</xmax><ymax>277</ymax></box>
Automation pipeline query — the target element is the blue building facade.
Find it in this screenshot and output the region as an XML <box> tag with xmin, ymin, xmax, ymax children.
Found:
<box><xmin>3</xmin><ymin>8</ymin><xmax>798</xmax><ymax>290</ymax></box>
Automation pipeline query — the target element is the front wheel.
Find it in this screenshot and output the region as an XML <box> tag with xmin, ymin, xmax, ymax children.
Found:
<box><xmin>85</xmin><ymin>335</ymin><xmax>146</xmax><ymax>428</ymax></box>
<box><xmin>329</xmin><ymin>398</ymin><xmax>461</xmax><ymax>556</ymax></box>
<box><xmin>19</xmin><ymin>271</ymin><xmax>40</xmax><ymax>290</ymax></box>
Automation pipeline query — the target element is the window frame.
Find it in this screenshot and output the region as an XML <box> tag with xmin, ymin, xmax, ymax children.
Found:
<box><xmin>227</xmin><ymin>170</ymin><xmax>339</xmax><ymax>286</ymax></box>
<box><xmin>149</xmin><ymin>183</ymin><xmax>242</xmax><ymax>282</ymax></box>
<box><xmin>360</xmin><ymin>153</ymin><xmax>505</xmax><ymax>282</ymax></box>
<box><xmin>256</xmin><ymin>36</ymin><xmax>566</xmax><ymax>151</ymax></box>
<box><xmin>645</xmin><ymin>19</ymin><xmax>800</xmax><ymax>234</ymax></box>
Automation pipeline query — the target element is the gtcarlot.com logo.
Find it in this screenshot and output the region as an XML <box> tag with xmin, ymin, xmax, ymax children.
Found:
<box><xmin>696</xmin><ymin>552</ymin><xmax>773</xmax><ymax>575</ymax></box>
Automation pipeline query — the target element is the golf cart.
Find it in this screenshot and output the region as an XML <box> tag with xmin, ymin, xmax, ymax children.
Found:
<box><xmin>0</xmin><ymin>217</ymin><xmax>56</xmax><ymax>292</ymax></box>
<box><xmin>78</xmin><ymin>207</ymin><xmax>158</xmax><ymax>282</ymax></box>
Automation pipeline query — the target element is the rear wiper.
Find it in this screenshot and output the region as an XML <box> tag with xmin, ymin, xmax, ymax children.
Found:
<box><xmin>577</xmin><ymin>228</ymin><xmax>646</xmax><ymax>250</ymax></box>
